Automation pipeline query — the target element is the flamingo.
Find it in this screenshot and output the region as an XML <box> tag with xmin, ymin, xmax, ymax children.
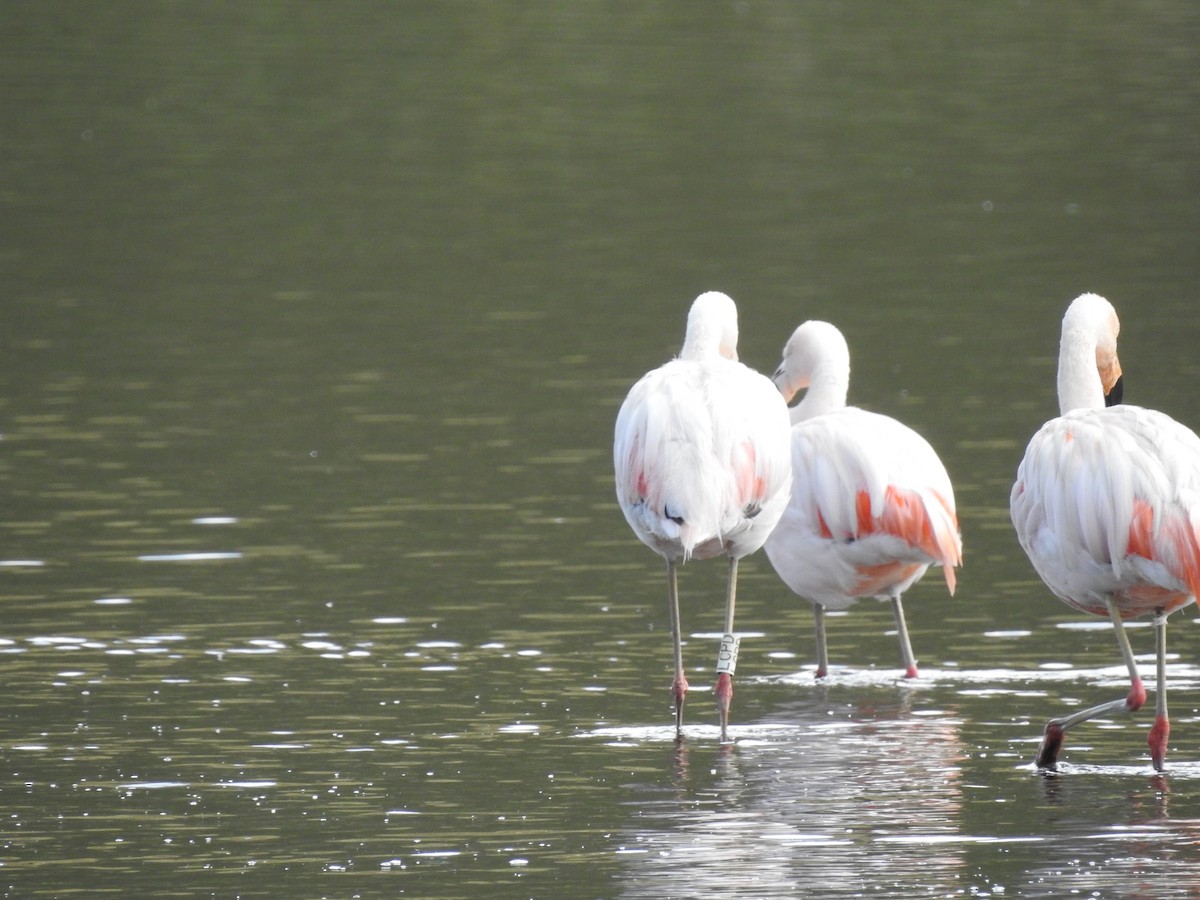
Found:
<box><xmin>614</xmin><ymin>291</ymin><xmax>793</xmax><ymax>741</ymax></box>
<box><xmin>1010</xmin><ymin>292</ymin><xmax>1200</xmax><ymax>771</ymax></box>
<box><xmin>762</xmin><ymin>320</ymin><xmax>962</xmax><ymax>679</ymax></box>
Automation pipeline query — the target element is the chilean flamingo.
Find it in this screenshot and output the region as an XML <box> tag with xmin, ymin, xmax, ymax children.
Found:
<box><xmin>762</xmin><ymin>320</ymin><xmax>962</xmax><ymax>679</ymax></box>
<box><xmin>1011</xmin><ymin>293</ymin><xmax>1200</xmax><ymax>770</ymax></box>
<box><xmin>614</xmin><ymin>292</ymin><xmax>792</xmax><ymax>741</ymax></box>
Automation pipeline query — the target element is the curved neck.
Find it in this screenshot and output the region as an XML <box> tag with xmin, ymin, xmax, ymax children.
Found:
<box><xmin>1057</xmin><ymin>328</ymin><xmax>1105</xmax><ymax>414</ymax></box>
<box><xmin>791</xmin><ymin>355</ymin><xmax>849</xmax><ymax>422</ymax></box>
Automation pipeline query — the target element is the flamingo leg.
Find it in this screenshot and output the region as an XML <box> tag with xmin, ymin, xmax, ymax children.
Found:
<box><xmin>715</xmin><ymin>556</ymin><xmax>738</xmax><ymax>743</ymax></box>
<box><xmin>812</xmin><ymin>603</ymin><xmax>829</xmax><ymax>678</ymax></box>
<box><xmin>1036</xmin><ymin>597</ymin><xmax>1147</xmax><ymax>769</ymax></box>
<box><xmin>890</xmin><ymin>595</ymin><xmax>919</xmax><ymax>679</ymax></box>
<box><xmin>666</xmin><ymin>558</ymin><xmax>688</xmax><ymax>740</ymax></box>
<box><xmin>1148</xmin><ymin>614</ymin><xmax>1169</xmax><ymax>771</ymax></box>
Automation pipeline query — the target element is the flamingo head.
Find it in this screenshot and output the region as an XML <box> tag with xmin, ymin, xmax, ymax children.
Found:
<box><xmin>682</xmin><ymin>292</ymin><xmax>740</xmax><ymax>361</ymax></box>
<box><xmin>772</xmin><ymin>320</ymin><xmax>849</xmax><ymax>407</ymax></box>
<box><xmin>1059</xmin><ymin>293</ymin><xmax>1124</xmax><ymax>412</ymax></box>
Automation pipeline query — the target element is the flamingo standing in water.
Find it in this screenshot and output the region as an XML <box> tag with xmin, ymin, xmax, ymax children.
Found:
<box><xmin>762</xmin><ymin>321</ymin><xmax>962</xmax><ymax>679</ymax></box>
<box><xmin>1011</xmin><ymin>293</ymin><xmax>1200</xmax><ymax>771</ymax></box>
<box><xmin>614</xmin><ymin>292</ymin><xmax>792</xmax><ymax>741</ymax></box>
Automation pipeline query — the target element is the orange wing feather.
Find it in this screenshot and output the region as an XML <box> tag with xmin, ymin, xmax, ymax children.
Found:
<box><xmin>853</xmin><ymin>487</ymin><xmax>960</xmax><ymax>594</ymax></box>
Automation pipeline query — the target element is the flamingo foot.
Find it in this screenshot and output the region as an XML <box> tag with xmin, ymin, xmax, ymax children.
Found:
<box><xmin>814</xmin><ymin>665</ymin><xmax>827</xmax><ymax>680</ymax></box>
<box><xmin>714</xmin><ymin>672</ymin><xmax>733</xmax><ymax>742</ymax></box>
<box><xmin>1148</xmin><ymin>714</ymin><xmax>1169</xmax><ymax>772</ymax></box>
<box><xmin>903</xmin><ymin>663</ymin><xmax>919</xmax><ymax>679</ymax></box>
<box><xmin>1126</xmin><ymin>676</ymin><xmax>1147</xmax><ymax>712</ymax></box>
<box><xmin>1036</xmin><ymin>721</ymin><xmax>1065</xmax><ymax>769</ymax></box>
<box><xmin>672</xmin><ymin>674</ymin><xmax>689</xmax><ymax>738</ymax></box>
<box><xmin>1036</xmin><ymin>693</ymin><xmax>1139</xmax><ymax>767</ymax></box>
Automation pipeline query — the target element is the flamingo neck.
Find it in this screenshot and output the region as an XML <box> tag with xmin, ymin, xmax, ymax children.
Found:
<box><xmin>681</xmin><ymin>292</ymin><xmax>739</xmax><ymax>361</ymax></box>
<box><xmin>791</xmin><ymin>358</ymin><xmax>849</xmax><ymax>422</ymax></box>
<box><xmin>1056</xmin><ymin>327</ymin><xmax>1105</xmax><ymax>414</ymax></box>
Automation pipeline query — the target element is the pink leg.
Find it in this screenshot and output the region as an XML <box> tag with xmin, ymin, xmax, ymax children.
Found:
<box><xmin>666</xmin><ymin>559</ymin><xmax>688</xmax><ymax>739</ymax></box>
<box><xmin>891</xmin><ymin>595</ymin><xmax>919</xmax><ymax>679</ymax></box>
<box><xmin>1036</xmin><ymin>598</ymin><xmax>1146</xmax><ymax>769</ymax></box>
<box><xmin>714</xmin><ymin>672</ymin><xmax>733</xmax><ymax>741</ymax></box>
<box><xmin>813</xmin><ymin>603</ymin><xmax>829</xmax><ymax>679</ymax></box>
<box><xmin>1148</xmin><ymin>717</ymin><xmax>1170</xmax><ymax>772</ymax></box>
<box><xmin>1148</xmin><ymin>615</ymin><xmax>1169</xmax><ymax>771</ymax></box>
<box><xmin>672</xmin><ymin>673</ymin><xmax>689</xmax><ymax>735</ymax></box>
<box><xmin>716</xmin><ymin>557</ymin><xmax>738</xmax><ymax>742</ymax></box>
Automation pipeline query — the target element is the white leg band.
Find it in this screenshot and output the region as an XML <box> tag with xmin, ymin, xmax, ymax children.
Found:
<box><xmin>715</xmin><ymin>633</ymin><xmax>740</xmax><ymax>676</ymax></box>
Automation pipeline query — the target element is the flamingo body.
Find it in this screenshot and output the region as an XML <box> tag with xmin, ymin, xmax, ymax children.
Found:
<box><xmin>1012</xmin><ymin>405</ymin><xmax>1200</xmax><ymax>621</ymax></box>
<box><xmin>1010</xmin><ymin>292</ymin><xmax>1200</xmax><ymax>770</ymax></box>
<box><xmin>614</xmin><ymin>355</ymin><xmax>792</xmax><ymax>564</ymax></box>
<box><xmin>766</xmin><ymin>407</ymin><xmax>960</xmax><ymax>609</ymax></box>
<box><xmin>614</xmin><ymin>292</ymin><xmax>792</xmax><ymax>739</ymax></box>
<box><xmin>763</xmin><ymin>321</ymin><xmax>961</xmax><ymax>678</ymax></box>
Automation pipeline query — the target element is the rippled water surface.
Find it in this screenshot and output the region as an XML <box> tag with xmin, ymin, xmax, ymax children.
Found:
<box><xmin>2</xmin><ymin>3</ymin><xmax>1200</xmax><ymax>897</ymax></box>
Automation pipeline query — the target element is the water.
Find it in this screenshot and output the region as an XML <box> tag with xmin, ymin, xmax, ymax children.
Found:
<box><xmin>1</xmin><ymin>3</ymin><xmax>1199</xmax><ymax>897</ymax></box>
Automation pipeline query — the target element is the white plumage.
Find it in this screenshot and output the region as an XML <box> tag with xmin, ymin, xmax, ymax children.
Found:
<box><xmin>763</xmin><ymin>321</ymin><xmax>962</xmax><ymax>678</ymax></box>
<box><xmin>1010</xmin><ymin>292</ymin><xmax>1200</xmax><ymax>770</ymax></box>
<box><xmin>614</xmin><ymin>291</ymin><xmax>792</xmax><ymax>740</ymax></box>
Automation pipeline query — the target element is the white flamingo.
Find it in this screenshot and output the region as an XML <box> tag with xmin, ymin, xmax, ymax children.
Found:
<box><xmin>614</xmin><ymin>292</ymin><xmax>792</xmax><ymax>741</ymax></box>
<box><xmin>763</xmin><ymin>320</ymin><xmax>962</xmax><ymax>679</ymax></box>
<box><xmin>1011</xmin><ymin>293</ymin><xmax>1200</xmax><ymax>770</ymax></box>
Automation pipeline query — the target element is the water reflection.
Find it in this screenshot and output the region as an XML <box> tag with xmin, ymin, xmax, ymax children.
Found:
<box><xmin>602</xmin><ymin>695</ymin><xmax>967</xmax><ymax>898</ymax></box>
<box><xmin>1023</xmin><ymin>775</ymin><xmax>1200</xmax><ymax>898</ymax></box>
<box><xmin>766</xmin><ymin>658</ymin><xmax>1200</xmax><ymax>773</ymax></box>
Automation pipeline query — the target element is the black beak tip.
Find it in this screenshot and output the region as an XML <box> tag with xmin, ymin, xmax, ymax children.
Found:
<box><xmin>1105</xmin><ymin>374</ymin><xmax>1124</xmax><ymax>407</ymax></box>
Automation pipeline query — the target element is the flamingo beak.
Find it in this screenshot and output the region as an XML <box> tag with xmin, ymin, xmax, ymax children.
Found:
<box><xmin>1105</xmin><ymin>374</ymin><xmax>1124</xmax><ymax>407</ymax></box>
<box><xmin>1100</xmin><ymin>355</ymin><xmax>1123</xmax><ymax>406</ymax></box>
<box><xmin>771</xmin><ymin>365</ymin><xmax>791</xmax><ymax>401</ymax></box>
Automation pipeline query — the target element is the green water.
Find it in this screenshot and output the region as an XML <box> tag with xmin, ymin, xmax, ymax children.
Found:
<box><xmin>1</xmin><ymin>3</ymin><xmax>1199</xmax><ymax>897</ymax></box>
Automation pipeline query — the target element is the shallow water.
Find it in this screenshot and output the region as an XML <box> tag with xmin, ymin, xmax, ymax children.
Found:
<box><xmin>2</xmin><ymin>3</ymin><xmax>1200</xmax><ymax>897</ymax></box>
